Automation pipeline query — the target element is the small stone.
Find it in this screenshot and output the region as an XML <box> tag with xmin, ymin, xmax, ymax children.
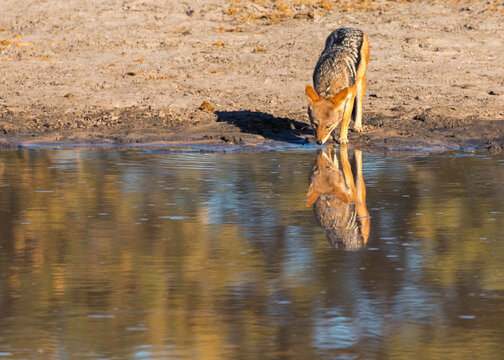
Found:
<box><xmin>199</xmin><ymin>101</ymin><xmax>215</xmax><ymax>111</ymax></box>
<box><xmin>486</xmin><ymin>140</ymin><xmax>502</xmax><ymax>154</ymax></box>
<box><xmin>252</xmin><ymin>47</ymin><xmax>267</xmax><ymax>53</ymax></box>
<box><xmin>414</xmin><ymin>114</ymin><xmax>427</xmax><ymax>122</ymax></box>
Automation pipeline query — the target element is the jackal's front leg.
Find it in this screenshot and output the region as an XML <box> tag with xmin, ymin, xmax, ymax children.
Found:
<box><xmin>339</xmin><ymin>92</ymin><xmax>356</xmax><ymax>145</ymax></box>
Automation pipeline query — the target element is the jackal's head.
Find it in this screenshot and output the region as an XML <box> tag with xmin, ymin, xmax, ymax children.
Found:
<box><xmin>305</xmin><ymin>85</ymin><xmax>350</xmax><ymax>145</ymax></box>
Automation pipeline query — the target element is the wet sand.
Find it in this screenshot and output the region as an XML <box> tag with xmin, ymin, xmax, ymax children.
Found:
<box><xmin>1</xmin><ymin>0</ymin><xmax>503</xmax><ymax>153</ymax></box>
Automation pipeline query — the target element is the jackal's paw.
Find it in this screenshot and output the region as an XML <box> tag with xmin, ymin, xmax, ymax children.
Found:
<box><xmin>338</xmin><ymin>138</ymin><xmax>349</xmax><ymax>145</ymax></box>
<box><xmin>353</xmin><ymin>126</ymin><xmax>363</xmax><ymax>133</ymax></box>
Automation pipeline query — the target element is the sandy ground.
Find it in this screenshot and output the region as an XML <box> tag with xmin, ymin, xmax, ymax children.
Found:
<box><xmin>1</xmin><ymin>0</ymin><xmax>503</xmax><ymax>153</ymax></box>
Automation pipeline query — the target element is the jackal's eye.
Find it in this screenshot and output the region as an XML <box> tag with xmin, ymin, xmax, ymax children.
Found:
<box><xmin>326</xmin><ymin>124</ymin><xmax>333</xmax><ymax>129</ymax></box>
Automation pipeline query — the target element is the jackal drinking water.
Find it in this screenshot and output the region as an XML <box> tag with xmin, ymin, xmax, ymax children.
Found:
<box><xmin>305</xmin><ymin>28</ymin><xmax>370</xmax><ymax>145</ymax></box>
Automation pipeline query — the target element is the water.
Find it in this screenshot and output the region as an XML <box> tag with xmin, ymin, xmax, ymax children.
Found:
<box><xmin>0</xmin><ymin>148</ymin><xmax>503</xmax><ymax>359</ymax></box>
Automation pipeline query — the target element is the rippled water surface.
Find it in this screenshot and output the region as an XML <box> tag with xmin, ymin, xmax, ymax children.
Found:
<box><xmin>0</xmin><ymin>148</ymin><xmax>503</xmax><ymax>359</ymax></box>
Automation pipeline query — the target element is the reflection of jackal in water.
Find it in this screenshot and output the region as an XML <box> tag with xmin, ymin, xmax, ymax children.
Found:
<box><xmin>306</xmin><ymin>146</ymin><xmax>370</xmax><ymax>250</ymax></box>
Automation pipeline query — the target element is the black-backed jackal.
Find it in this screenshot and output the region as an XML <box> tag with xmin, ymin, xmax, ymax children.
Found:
<box><xmin>305</xmin><ymin>28</ymin><xmax>370</xmax><ymax>145</ymax></box>
<box><xmin>306</xmin><ymin>145</ymin><xmax>370</xmax><ymax>250</ymax></box>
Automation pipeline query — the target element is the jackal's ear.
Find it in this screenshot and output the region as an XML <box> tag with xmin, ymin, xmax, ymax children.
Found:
<box><xmin>305</xmin><ymin>85</ymin><xmax>320</xmax><ymax>104</ymax></box>
<box><xmin>330</xmin><ymin>87</ymin><xmax>350</xmax><ymax>107</ymax></box>
<box><xmin>305</xmin><ymin>188</ymin><xmax>319</xmax><ymax>207</ymax></box>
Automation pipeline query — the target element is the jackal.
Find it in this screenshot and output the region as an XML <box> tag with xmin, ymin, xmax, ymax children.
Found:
<box><xmin>305</xmin><ymin>28</ymin><xmax>370</xmax><ymax>145</ymax></box>
<box><xmin>306</xmin><ymin>145</ymin><xmax>370</xmax><ymax>250</ymax></box>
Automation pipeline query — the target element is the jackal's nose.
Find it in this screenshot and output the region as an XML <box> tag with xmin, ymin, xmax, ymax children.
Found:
<box><xmin>316</xmin><ymin>140</ymin><xmax>323</xmax><ymax>145</ymax></box>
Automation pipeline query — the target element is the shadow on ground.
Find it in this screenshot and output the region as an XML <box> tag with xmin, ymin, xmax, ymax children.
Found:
<box><xmin>215</xmin><ymin>110</ymin><xmax>311</xmax><ymax>144</ymax></box>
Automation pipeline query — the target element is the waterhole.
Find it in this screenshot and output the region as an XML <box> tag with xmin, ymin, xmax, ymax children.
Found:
<box><xmin>0</xmin><ymin>148</ymin><xmax>503</xmax><ymax>359</ymax></box>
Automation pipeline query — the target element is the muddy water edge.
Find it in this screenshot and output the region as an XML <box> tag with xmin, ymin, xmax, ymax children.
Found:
<box><xmin>0</xmin><ymin>147</ymin><xmax>503</xmax><ymax>359</ymax></box>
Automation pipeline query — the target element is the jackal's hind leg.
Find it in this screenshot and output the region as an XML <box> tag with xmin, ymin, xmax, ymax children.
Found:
<box><xmin>353</xmin><ymin>75</ymin><xmax>366</xmax><ymax>133</ymax></box>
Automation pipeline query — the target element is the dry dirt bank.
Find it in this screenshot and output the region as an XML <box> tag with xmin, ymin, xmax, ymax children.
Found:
<box><xmin>0</xmin><ymin>0</ymin><xmax>503</xmax><ymax>153</ymax></box>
